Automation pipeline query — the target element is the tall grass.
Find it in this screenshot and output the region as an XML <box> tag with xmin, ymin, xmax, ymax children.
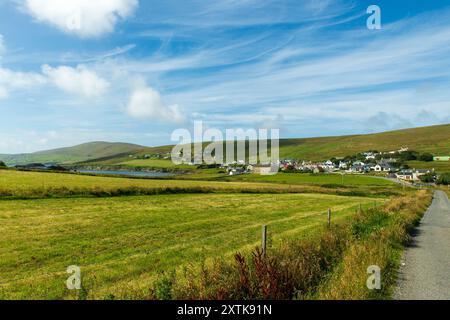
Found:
<box><xmin>317</xmin><ymin>190</ymin><xmax>431</xmax><ymax>299</ymax></box>
<box><xmin>147</xmin><ymin>190</ymin><xmax>431</xmax><ymax>300</ymax></box>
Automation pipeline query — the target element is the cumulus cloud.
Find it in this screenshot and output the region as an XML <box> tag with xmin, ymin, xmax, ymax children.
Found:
<box><xmin>23</xmin><ymin>0</ymin><xmax>138</xmax><ymax>37</ymax></box>
<box><xmin>42</xmin><ymin>64</ymin><xmax>110</xmax><ymax>98</ymax></box>
<box><xmin>0</xmin><ymin>67</ymin><xmax>47</xmax><ymax>99</ymax></box>
<box><xmin>126</xmin><ymin>86</ymin><xmax>185</xmax><ymax>123</ymax></box>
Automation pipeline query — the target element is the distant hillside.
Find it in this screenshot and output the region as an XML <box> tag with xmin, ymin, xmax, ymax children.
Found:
<box><xmin>84</xmin><ymin>123</ymin><xmax>450</xmax><ymax>164</ymax></box>
<box><xmin>277</xmin><ymin>123</ymin><xmax>450</xmax><ymax>160</ymax></box>
<box><xmin>2</xmin><ymin>124</ymin><xmax>449</xmax><ymax>165</ymax></box>
<box><xmin>0</xmin><ymin>142</ymin><xmax>145</xmax><ymax>165</ymax></box>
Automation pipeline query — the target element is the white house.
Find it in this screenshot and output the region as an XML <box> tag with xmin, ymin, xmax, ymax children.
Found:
<box><xmin>339</xmin><ymin>161</ymin><xmax>348</xmax><ymax>169</ymax></box>
<box><xmin>396</xmin><ymin>169</ymin><xmax>430</xmax><ymax>181</ymax></box>
<box><xmin>373</xmin><ymin>164</ymin><xmax>392</xmax><ymax>172</ymax></box>
<box><xmin>252</xmin><ymin>164</ymin><xmax>278</xmax><ymax>175</ymax></box>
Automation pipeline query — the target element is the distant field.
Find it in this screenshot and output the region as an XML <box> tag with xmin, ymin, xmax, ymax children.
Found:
<box><xmin>118</xmin><ymin>159</ymin><xmax>195</xmax><ymax>170</ymax></box>
<box><xmin>407</xmin><ymin>160</ymin><xmax>450</xmax><ymax>172</ymax></box>
<box><xmin>0</xmin><ymin>170</ymin><xmax>328</xmax><ymax>198</ymax></box>
<box><xmin>0</xmin><ymin>170</ymin><xmax>398</xmax><ymax>198</ymax></box>
<box><xmin>223</xmin><ymin>173</ymin><xmax>395</xmax><ymax>186</ymax></box>
<box><xmin>0</xmin><ymin>193</ymin><xmax>382</xmax><ymax>299</ymax></box>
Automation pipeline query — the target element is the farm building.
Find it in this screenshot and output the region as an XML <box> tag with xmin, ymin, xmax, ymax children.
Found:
<box><xmin>252</xmin><ymin>164</ymin><xmax>278</xmax><ymax>175</ymax></box>
<box><xmin>433</xmin><ymin>156</ymin><xmax>450</xmax><ymax>161</ymax></box>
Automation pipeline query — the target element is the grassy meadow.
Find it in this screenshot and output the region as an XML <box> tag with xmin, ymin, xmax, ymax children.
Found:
<box><xmin>0</xmin><ymin>169</ymin><xmax>328</xmax><ymax>198</ymax></box>
<box><xmin>0</xmin><ymin>168</ymin><xmax>427</xmax><ymax>300</ymax></box>
<box><xmin>0</xmin><ymin>192</ymin><xmax>382</xmax><ymax>299</ymax></box>
<box><xmin>222</xmin><ymin>172</ymin><xmax>394</xmax><ymax>186</ymax></box>
<box><xmin>0</xmin><ymin>169</ymin><xmax>398</xmax><ymax>199</ymax></box>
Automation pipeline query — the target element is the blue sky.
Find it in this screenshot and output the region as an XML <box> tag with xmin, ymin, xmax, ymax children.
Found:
<box><xmin>0</xmin><ymin>0</ymin><xmax>450</xmax><ymax>153</ymax></box>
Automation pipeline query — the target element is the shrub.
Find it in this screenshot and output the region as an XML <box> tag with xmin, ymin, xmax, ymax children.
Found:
<box><xmin>0</xmin><ymin>161</ymin><xmax>6</xmax><ymax>168</ymax></box>
<box><xmin>418</xmin><ymin>153</ymin><xmax>434</xmax><ymax>162</ymax></box>
<box><xmin>399</xmin><ymin>151</ymin><xmax>418</xmax><ymax>161</ymax></box>
<box><xmin>419</xmin><ymin>173</ymin><xmax>435</xmax><ymax>183</ymax></box>
<box><xmin>152</xmin><ymin>271</ymin><xmax>176</xmax><ymax>300</ymax></box>
<box><xmin>437</xmin><ymin>173</ymin><xmax>450</xmax><ymax>185</ymax></box>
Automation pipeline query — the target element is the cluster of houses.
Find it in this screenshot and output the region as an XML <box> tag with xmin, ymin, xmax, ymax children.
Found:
<box><xmin>144</xmin><ymin>146</ymin><xmax>448</xmax><ymax>182</ymax></box>
<box><xmin>213</xmin><ymin>147</ymin><xmax>443</xmax><ymax>182</ymax></box>
<box><xmin>253</xmin><ymin>147</ymin><xmax>436</xmax><ymax>182</ymax></box>
<box><xmin>224</xmin><ymin>162</ymin><xmax>278</xmax><ymax>176</ymax></box>
<box><xmin>279</xmin><ymin>158</ymin><xmax>398</xmax><ymax>174</ymax></box>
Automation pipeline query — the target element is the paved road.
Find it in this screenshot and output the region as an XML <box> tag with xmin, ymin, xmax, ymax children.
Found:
<box><xmin>395</xmin><ymin>190</ymin><xmax>450</xmax><ymax>300</ymax></box>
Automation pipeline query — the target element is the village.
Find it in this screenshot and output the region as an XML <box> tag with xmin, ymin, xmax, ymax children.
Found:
<box><xmin>122</xmin><ymin>145</ymin><xmax>450</xmax><ymax>184</ymax></box>
<box><xmin>225</xmin><ymin>147</ymin><xmax>449</xmax><ymax>183</ymax></box>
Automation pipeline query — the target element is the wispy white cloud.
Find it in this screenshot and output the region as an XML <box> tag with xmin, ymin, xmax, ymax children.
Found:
<box><xmin>152</xmin><ymin>9</ymin><xmax>450</xmax><ymax>125</ymax></box>
<box><xmin>137</xmin><ymin>0</ymin><xmax>353</xmax><ymax>27</ymax></box>
<box><xmin>0</xmin><ymin>67</ymin><xmax>47</xmax><ymax>99</ymax></box>
<box><xmin>59</xmin><ymin>44</ymin><xmax>137</xmax><ymax>63</ymax></box>
<box><xmin>42</xmin><ymin>64</ymin><xmax>110</xmax><ymax>98</ymax></box>
<box><xmin>22</xmin><ymin>0</ymin><xmax>138</xmax><ymax>37</ymax></box>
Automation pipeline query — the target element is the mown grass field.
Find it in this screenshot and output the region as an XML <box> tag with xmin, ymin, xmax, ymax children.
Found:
<box><xmin>0</xmin><ymin>169</ymin><xmax>398</xmax><ymax>199</ymax></box>
<box><xmin>0</xmin><ymin>192</ymin><xmax>383</xmax><ymax>299</ymax></box>
<box><xmin>0</xmin><ymin>170</ymin><xmax>324</xmax><ymax>198</ymax></box>
<box><xmin>223</xmin><ymin>173</ymin><xmax>395</xmax><ymax>186</ymax></box>
<box><xmin>0</xmin><ymin>169</ymin><xmax>416</xmax><ymax>300</ymax></box>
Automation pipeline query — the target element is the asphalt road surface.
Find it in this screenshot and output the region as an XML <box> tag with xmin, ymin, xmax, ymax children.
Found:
<box><xmin>395</xmin><ymin>190</ymin><xmax>450</xmax><ymax>300</ymax></box>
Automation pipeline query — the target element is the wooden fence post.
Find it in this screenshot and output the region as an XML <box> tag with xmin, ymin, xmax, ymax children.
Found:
<box><xmin>262</xmin><ymin>225</ymin><xmax>267</xmax><ymax>257</ymax></box>
<box><xmin>327</xmin><ymin>209</ymin><xmax>331</xmax><ymax>228</ymax></box>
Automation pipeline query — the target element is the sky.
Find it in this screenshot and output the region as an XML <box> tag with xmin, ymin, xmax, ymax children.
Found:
<box><xmin>0</xmin><ymin>0</ymin><xmax>450</xmax><ymax>154</ymax></box>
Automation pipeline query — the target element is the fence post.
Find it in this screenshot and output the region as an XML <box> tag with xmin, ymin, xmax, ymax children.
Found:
<box><xmin>262</xmin><ymin>225</ymin><xmax>267</xmax><ymax>257</ymax></box>
<box><xmin>327</xmin><ymin>209</ymin><xmax>331</xmax><ymax>228</ymax></box>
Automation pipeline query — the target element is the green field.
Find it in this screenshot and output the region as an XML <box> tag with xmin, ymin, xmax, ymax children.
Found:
<box><xmin>0</xmin><ymin>170</ymin><xmax>348</xmax><ymax>198</ymax></box>
<box><xmin>118</xmin><ymin>159</ymin><xmax>195</xmax><ymax>170</ymax></box>
<box><xmin>0</xmin><ymin>168</ymin><xmax>410</xmax><ymax>300</ymax></box>
<box><xmin>0</xmin><ymin>192</ymin><xmax>382</xmax><ymax>299</ymax></box>
<box><xmin>0</xmin><ymin>170</ymin><xmax>398</xmax><ymax>199</ymax></box>
<box><xmin>407</xmin><ymin>160</ymin><xmax>450</xmax><ymax>173</ymax></box>
<box><xmin>223</xmin><ymin>173</ymin><xmax>394</xmax><ymax>186</ymax></box>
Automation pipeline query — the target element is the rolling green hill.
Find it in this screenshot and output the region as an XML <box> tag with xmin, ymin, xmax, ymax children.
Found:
<box><xmin>88</xmin><ymin>123</ymin><xmax>450</xmax><ymax>165</ymax></box>
<box><xmin>2</xmin><ymin>124</ymin><xmax>449</xmax><ymax>165</ymax></box>
<box><xmin>277</xmin><ymin>123</ymin><xmax>450</xmax><ymax>160</ymax></box>
<box><xmin>0</xmin><ymin>141</ymin><xmax>145</xmax><ymax>165</ymax></box>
